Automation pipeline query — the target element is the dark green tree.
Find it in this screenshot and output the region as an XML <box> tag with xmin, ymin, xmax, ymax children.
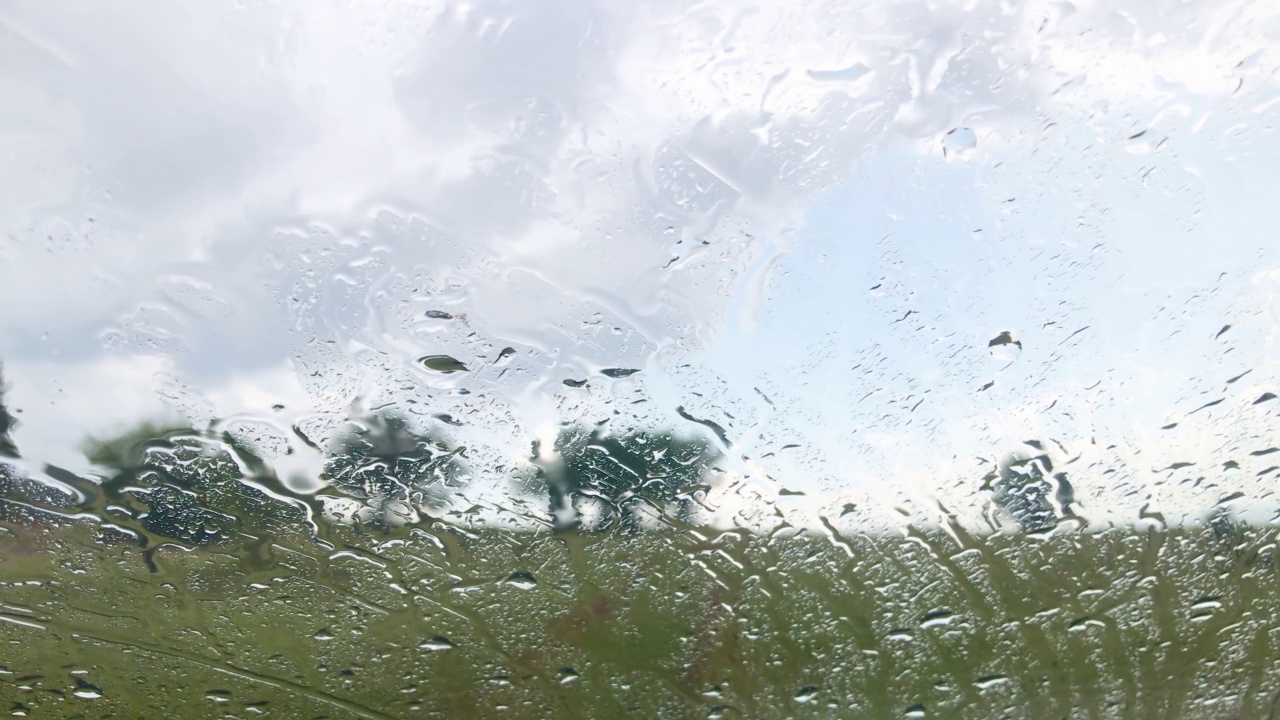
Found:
<box><xmin>531</xmin><ymin>425</ymin><xmax>721</xmax><ymax>532</ymax></box>
<box><xmin>0</xmin><ymin>363</ymin><xmax>17</xmax><ymax>458</ymax></box>
<box><xmin>321</xmin><ymin>411</ymin><xmax>468</xmax><ymax>529</ymax></box>
<box><xmin>71</xmin><ymin>408</ymin><xmax>468</xmax><ymax>554</ymax></box>
<box><xmin>983</xmin><ymin>441</ymin><xmax>1074</xmax><ymax>533</ymax></box>
<box><xmin>82</xmin><ymin>424</ymin><xmax>313</xmax><ymax>554</ymax></box>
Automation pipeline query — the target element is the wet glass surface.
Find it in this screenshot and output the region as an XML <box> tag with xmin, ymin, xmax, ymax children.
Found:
<box><xmin>2</xmin><ymin>0</ymin><xmax>1280</xmax><ymax>717</ymax></box>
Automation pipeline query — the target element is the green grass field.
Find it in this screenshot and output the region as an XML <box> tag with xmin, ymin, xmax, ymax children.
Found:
<box><xmin>2</xmin><ymin>516</ymin><xmax>1278</xmax><ymax>719</ymax></box>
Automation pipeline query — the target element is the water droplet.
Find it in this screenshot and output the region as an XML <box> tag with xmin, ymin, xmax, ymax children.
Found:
<box><xmin>505</xmin><ymin>571</ymin><xmax>537</xmax><ymax>589</ymax></box>
<box><xmin>920</xmin><ymin>610</ymin><xmax>955</xmax><ymax>629</ymax></box>
<box><xmin>942</xmin><ymin>127</ymin><xmax>977</xmax><ymax>157</ymax></box>
<box><xmin>1190</xmin><ymin>596</ymin><xmax>1222</xmax><ymax>622</ymax></box>
<box><xmin>600</xmin><ymin>368</ymin><xmax>640</xmax><ymax>378</ymax></box>
<box><xmin>988</xmin><ymin>331</ymin><xmax>1022</xmax><ymax>363</ymax></box>
<box><xmin>420</xmin><ymin>636</ymin><xmax>454</xmax><ymax>651</ymax></box>
<box><xmin>558</xmin><ymin>667</ymin><xmax>580</xmax><ymax>684</ymax></box>
<box><xmin>988</xmin><ymin>331</ymin><xmax>1020</xmax><ymax>348</ymax></box>
<box><xmin>72</xmin><ymin>679</ymin><xmax>104</xmax><ymax>699</ymax></box>
<box><xmin>419</xmin><ymin>355</ymin><xmax>469</xmax><ymax>373</ymax></box>
<box><xmin>795</xmin><ymin>686</ymin><xmax>819</xmax><ymax>703</ymax></box>
<box><xmin>975</xmin><ymin>675</ymin><xmax>1008</xmax><ymax>689</ymax></box>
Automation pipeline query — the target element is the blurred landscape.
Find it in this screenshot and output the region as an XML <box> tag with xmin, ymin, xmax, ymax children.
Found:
<box><xmin>2</xmin><ymin>0</ymin><xmax>1279</xmax><ymax>717</ymax></box>
<box><xmin>3</xmin><ymin>409</ymin><xmax>1278</xmax><ymax>718</ymax></box>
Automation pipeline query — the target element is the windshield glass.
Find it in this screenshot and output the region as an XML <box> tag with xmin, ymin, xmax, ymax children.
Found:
<box><xmin>2</xmin><ymin>1</ymin><xmax>1279</xmax><ymax>717</ymax></box>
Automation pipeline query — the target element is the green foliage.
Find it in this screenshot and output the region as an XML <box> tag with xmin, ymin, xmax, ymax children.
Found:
<box><xmin>2</xmin><ymin>521</ymin><xmax>1279</xmax><ymax>718</ymax></box>
<box><xmin>322</xmin><ymin>411</ymin><xmax>468</xmax><ymax>528</ymax></box>
<box><xmin>88</xmin><ymin>430</ymin><xmax>311</xmax><ymax>553</ymax></box>
<box><xmin>57</xmin><ymin>408</ymin><xmax>473</xmax><ymax>553</ymax></box>
<box><xmin>69</xmin><ymin>422</ymin><xmax>315</xmax><ymax>559</ymax></box>
<box><xmin>533</xmin><ymin>425</ymin><xmax>722</xmax><ymax>532</ymax></box>
<box><xmin>985</xmin><ymin>442</ymin><xmax>1075</xmax><ymax>533</ymax></box>
<box><xmin>0</xmin><ymin>363</ymin><xmax>17</xmax><ymax>458</ymax></box>
<box><xmin>81</xmin><ymin>422</ymin><xmax>193</xmax><ymax>471</ymax></box>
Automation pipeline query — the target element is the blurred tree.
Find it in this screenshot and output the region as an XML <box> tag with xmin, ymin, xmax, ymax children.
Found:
<box><xmin>1208</xmin><ymin>505</ymin><xmax>1239</xmax><ymax>543</ymax></box>
<box><xmin>983</xmin><ymin>442</ymin><xmax>1075</xmax><ymax>533</ymax></box>
<box><xmin>0</xmin><ymin>363</ymin><xmax>17</xmax><ymax>458</ymax></box>
<box><xmin>531</xmin><ymin>425</ymin><xmax>721</xmax><ymax>532</ymax></box>
<box><xmin>320</xmin><ymin>410</ymin><xmax>468</xmax><ymax>529</ymax></box>
<box><xmin>83</xmin><ymin>425</ymin><xmax>312</xmax><ymax>552</ymax></box>
<box><xmin>70</xmin><ymin>407</ymin><xmax>469</xmax><ymax>556</ymax></box>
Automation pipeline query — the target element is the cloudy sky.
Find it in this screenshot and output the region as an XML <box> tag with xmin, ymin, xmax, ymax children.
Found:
<box><xmin>1</xmin><ymin>0</ymin><xmax>1278</xmax><ymax>531</ymax></box>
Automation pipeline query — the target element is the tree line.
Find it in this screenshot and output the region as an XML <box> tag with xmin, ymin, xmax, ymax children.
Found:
<box><xmin>0</xmin><ymin>363</ymin><xmax>1128</xmax><ymax>549</ymax></box>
